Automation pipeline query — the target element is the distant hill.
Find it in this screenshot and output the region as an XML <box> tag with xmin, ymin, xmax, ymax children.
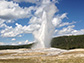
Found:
<box><xmin>0</xmin><ymin>35</ymin><xmax>84</xmax><ymax>50</ymax></box>
<box><xmin>51</xmin><ymin>35</ymin><xmax>84</xmax><ymax>49</ymax></box>
<box><xmin>0</xmin><ymin>44</ymin><xmax>33</xmax><ymax>50</ymax></box>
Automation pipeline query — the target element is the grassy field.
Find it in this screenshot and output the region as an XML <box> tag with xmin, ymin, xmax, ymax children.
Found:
<box><xmin>0</xmin><ymin>50</ymin><xmax>84</xmax><ymax>63</ymax></box>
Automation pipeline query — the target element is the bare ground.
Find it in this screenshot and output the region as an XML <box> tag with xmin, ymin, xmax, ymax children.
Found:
<box><xmin>0</xmin><ymin>48</ymin><xmax>84</xmax><ymax>63</ymax></box>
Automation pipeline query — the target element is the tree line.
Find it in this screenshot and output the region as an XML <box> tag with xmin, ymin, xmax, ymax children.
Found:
<box><xmin>51</xmin><ymin>35</ymin><xmax>84</xmax><ymax>49</ymax></box>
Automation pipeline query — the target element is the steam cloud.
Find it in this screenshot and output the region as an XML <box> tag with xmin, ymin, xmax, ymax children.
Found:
<box><xmin>30</xmin><ymin>0</ymin><xmax>64</xmax><ymax>49</ymax></box>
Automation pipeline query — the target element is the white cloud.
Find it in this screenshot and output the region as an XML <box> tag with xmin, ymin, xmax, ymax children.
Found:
<box><xmin>0</xmin><ymin>23</ymin><xmax>7</xmax><ymax>28</ymax></box>
<box><xmin>72</xmin><ymin>29</ymin><xmax>84</xmax><ymax>35</ymax></box>
<box><xmin>18</xmin><ymin>35</ymin><xmax>22</xmax><ymax>37</ymax></box>
<box><xmin>12</xmin><ymin>0</ymin><xmax>40</xmax><ymax>3</ymax></box>
<box><xmin>29</xmin><ymin>17</ymin><xmax>42</xmax><ymax>24</ymax></box>
<box><xmin>58</xmin><ymin>21</ymin><xmax>76</xmax><ymax>27</ymax></box>
<box><xmin>0</xmin><ymin>19</ymin><xmax>6</xmax><ymax>28</ymax></box>
<box><xmin>54</xmin><ymin>25</ymin><xmax>84</xmax><ymax>37</ymax></box>
<box><xmin>18</xmin><ymin>42</ymin><xmax>22</xmax><ymax>45</ymax></box>
<box><xmin>11</xmin><ymin>0</ymin><xmax>58</xmax><ymax>4</ymax></box>
<box><xmin>0</xmin><ymin>23</ymin><xmax>40</xmax><ymax>37</ymax></box>
<box><xmin>25</xmin><ymin>40</ymin><xmax>29</xmax><ymax>44</ymax></box>
<box><xmin>11</xmin><ymin>43</ymin><xmax>17</xmax><ymax>45</ymax></box>
<box><xmin>0</xmin><ymin>19</ymin><xmax>5</xmax><ymax>24</ymax></box>
<box><xmin>58</xmin><ymin>25</ymin><xmax>75</xmax><ymax>34</ymax></box>
<box><xmin>0</xmin><ymin>0</ymin><xmax>34</xmax><ymax>20</ymax></box>
<box><xmin>11</xmin><ymin>40</ymin><xmax>33</xmax><ymax>45</ymax></box>
<box><xmin>6</xmin><ymin>20</ymin><xmax>14</xmax><ymax>23</ymax></box>
<box><xmin>52</xmin><ymin>13</ymin><xmax>67</xmax><ymax>27</ymax></box>
<box><xmin>0</xmin><ymin>19</ymin><xmax>16</xmax><ymax>29</ymax></box>
<box><xmin>11</xmin><ymin>38</ymin><xmax>16</xmax><ymax>41</ymax></box>
<box><xmin>0</xmin><ymin>42</ymin><xmax>4</xmax><ymax>45</ymax></box>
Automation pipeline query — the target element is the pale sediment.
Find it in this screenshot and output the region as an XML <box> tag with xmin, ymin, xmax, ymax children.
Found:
<box><xmin>0</xmin><ymin>48</ymin><xmax>84</xmax><ymax>59</ymax></box>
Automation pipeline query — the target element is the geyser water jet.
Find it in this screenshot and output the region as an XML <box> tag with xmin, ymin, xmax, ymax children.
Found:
<box><xmin>31</xmin><ymin>0</ymin><xmax>64</xmax><ymax>49</ymax></box>
<box><xmin>32</xmin><ymin>11</ymin><xmax>55</xmax><ymax>49</ymax></box>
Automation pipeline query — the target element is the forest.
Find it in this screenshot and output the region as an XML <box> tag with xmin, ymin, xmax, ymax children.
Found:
<box><xmin>51</xmin><ymin>35</ymin><xmax>84</xmax><ymax>49</ymax></box>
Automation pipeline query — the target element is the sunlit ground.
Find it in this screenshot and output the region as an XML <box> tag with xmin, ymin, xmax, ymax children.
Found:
<box><xmin>0</xmin><ymin>48</ymin><xmax>84</xmax><ymax>63</ymax></box>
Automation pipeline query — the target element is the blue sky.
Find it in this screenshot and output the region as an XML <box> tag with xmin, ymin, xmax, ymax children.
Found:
<box><xmin>0</xmin><ymin>0</ymin><xmax>84</xmax><ymax>45</ymax></box>
<box><xmin>57</xmin><ymin>0</ymin><xmax>84</xmax><ymax>30</ymax></box>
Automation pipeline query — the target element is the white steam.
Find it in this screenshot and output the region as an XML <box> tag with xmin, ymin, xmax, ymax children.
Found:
<box><xmin>31</xmin><ymin>0</ymin><xmax>58</xmax><ymax>49</ymax></box>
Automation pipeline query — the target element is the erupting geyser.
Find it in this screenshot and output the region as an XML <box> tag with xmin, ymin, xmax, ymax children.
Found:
<box><xmin>32</xmin><ymin>0</ymin><xmax>57</xmax><ymax>49</ymax></box>
<box><xmin>32</xmin><ymin>11</ymin><xmax>54</xmax><ymax>48</ymax></box>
